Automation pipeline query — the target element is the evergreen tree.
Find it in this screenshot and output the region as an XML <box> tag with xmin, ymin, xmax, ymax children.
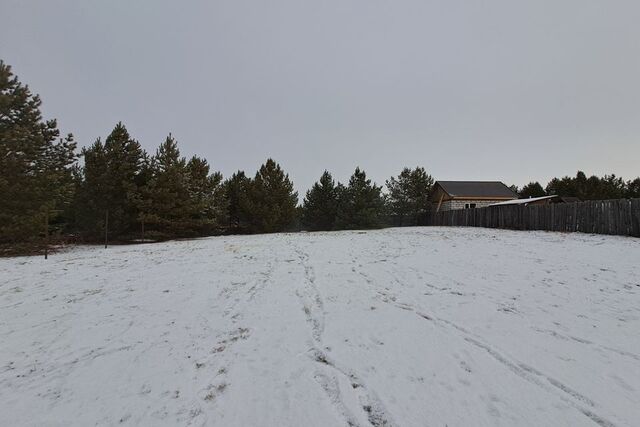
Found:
<box><xmin>73</xmin><ymin>138</ymin><xmax>108</xmax><ymax>236</ymax></box>
<box><xmin>335</xmin><ymin>167</ymin><xmax>385</xmax><ymax>230</ymax></box>
<box><xmin>224</xmin><ymin>171</ymin><xmax>253</xmax><ymax>234</ymax></box>
<box><xmin>546</xmin><ymin>176</ymin><xmax>576</xmax><ymax>198</ymax></box>
<box><xmin>185</xmin><ymin>155</ymin><xmax>227</xmax><ymax>234</ymax></box>
<box><xmin>626</xmin><ymin>178</ymin><xmax>640</xmax><ymax>199</ymax></box>
<box><xmin>248</xmin><ymin>159</ymin><xmax>298</xmax><ymax>233</ymax></box>
<box><xmin>75</xmin><ymin>123</ymin><xmax>145</xmax><ymax>239</ymax></box>
<box><xmin>583</xmin><ymin>174</ymin><xmax>604</xmax><ymax>200</ymax></box>
<box><xmin>519</xmin><ymin>182</ymin><xmax>546</xmax><ymax>198</ymax></box>
<box><xmin>104</xmin><ymin>123</ymin><xmax>145</xmax><ymax>237</ymax></box>
<box><xmin>302</xmin><ymin>171</ymin><xmax>339</xmax><ymax>231</ymax></box>
<box><xmin>598</xmin><ymin>174</ymin><xmax>626</xmax><ymax>200</ymax></box>
<box><xmin>385</xmin><ymin>166</ymin><xmax>434</xmax><ymax>226</ymax></box>
<box><xmin>546</xmin><ymin>171</ymin><xmax>628</xmax><ymax>201</ymax></box>
<box><xmin>132</xmin><ymin>151</ymin><xmax>155</xmax><ymax>239</ymax></box>
<box><xmin>0</xmin><ymin>61</ymin><xmax>77</xmax><ymax>245</ymax></box>
<box><xmin>145</xmin><ymin>134</ymin><xmax>191</xmax><ymax>236</ymax></box>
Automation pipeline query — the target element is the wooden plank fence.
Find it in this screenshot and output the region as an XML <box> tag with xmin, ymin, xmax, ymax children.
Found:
<box><xmin>427</xmin><ymin>198</ymin><xmax>640</xmax><ymax>237</ymax></box>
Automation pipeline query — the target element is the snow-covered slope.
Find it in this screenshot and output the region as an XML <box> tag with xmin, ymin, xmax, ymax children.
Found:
<box><xmin>1</xmin><ymin>227</ymin><xmax>639</xmax><ymax>427</ymax></box>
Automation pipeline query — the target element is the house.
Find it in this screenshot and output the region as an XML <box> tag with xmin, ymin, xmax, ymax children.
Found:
<box><xmin>430</xmin><ymin>181</ymin><xmax>518</xmax><ymax>212</ymax></box>
<box><xmin>489</xmin><ymin>195</ymin><xmax>581</xmax><ymax>207</ymax></box>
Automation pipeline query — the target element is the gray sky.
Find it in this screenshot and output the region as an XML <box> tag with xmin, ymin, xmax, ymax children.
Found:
<box><xmin>2</xmin><ymin>0</ymin><xmax>639</xmax><ymax>194</ymax></box>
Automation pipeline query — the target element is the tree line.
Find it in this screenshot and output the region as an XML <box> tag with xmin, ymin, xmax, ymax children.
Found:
<box><xmin>1</xmin><ymin>60</ymin><xmax>639</xmax><ymax>252</ymax></box>
<box><xmin>513</xmin><ymin>172</ymin><xmax>640</xmax><ymax>201</ymax></box>
<box><xmin>0</xmin><ymin>61</ymin><xmax>433</xmax><ymax>250</ymax></box>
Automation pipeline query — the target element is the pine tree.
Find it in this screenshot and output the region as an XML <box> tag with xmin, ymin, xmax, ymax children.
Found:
<box><xmin>132</xmin><ymin>152</ymin><xmax>154</xmax><ymax>240</ymax></box>
<box><xmin>224</xmin><ymin>171</ymin><xmax>253</xmax><ymax>234</ymax></box>
<box><xmin>248</xmin><ymin>159</ymin><xmax>298</xmax><ymax>233</ymax></box>
<box><xmin>626</xmin><ymin>178</ymin><xmax>640</xmax><ymax>199</ymax></box>
<box><xmin>74</xmin><ymin>123</ymin><xmax>145</xmax><ymax>239</ymax></box>
<box><xmin>185</xmin><ymin>155</ymin><xmax>227</xmax><ymax>235</ymax></box>
<box><xmin>335</xmin><ymin>167</ymin><xmax>385</xmax><ymax>230</ymax></box>
<box><xmin>302</xmin><ymin>171</ymin><xmax>339</xmax><ymax>231</ymax></box>
<box><xmin>546</xmin><ymin>173</ymin><xmax>580</xmax><ymax>198</ymax></box>
<box><xmin>73</xmin><ymin>138</ymin><xmax>108</xmax><ymax>236</ymax></box>
<box><xmin>145</xmin><ymin>134</ymin><xmax>191</xmax><ymax>237</ymax></box>
<box><xmin>546</xmin><ymin>171</ymin><xmax>628</xmax><ymax>201</ymax></box>
<box><xmin>386</xmin><ymin>167</ymin><xmax>434</xmax><ymax>226</ymax></box>
<box><xmin>103</xmin><ymin>123</ymin><xmax>145</xmax><ymax>236</ymax></box>
<box><xmin>599</xmin><ymin>174</ymin><xmax>626</xmax><ymax>200</ymax></box>
<box><xmin>519</xmin><ymin>182</ymin><xmax>546</xmax><ymax>198</ymax></box>
<box><xmin>0</xmin><ymin>61</ymin><xmax>77</xmax><ymax>246</ymax></box>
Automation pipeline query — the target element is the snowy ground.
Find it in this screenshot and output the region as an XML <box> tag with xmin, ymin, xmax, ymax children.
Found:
<box><xmin>1</xmin><ymin>227</ymin><xmax>639</xmax><ymax>427</ymax></box>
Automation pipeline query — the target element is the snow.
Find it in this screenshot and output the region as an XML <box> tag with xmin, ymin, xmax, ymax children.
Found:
<box><xmin>489</xmin><ymin>195</ymin><xmax>558</xmax><ymax>206</ymax></box>
<box><xmin>1</xmin><ymin>227</ymin><xmax>639</xmax><ymax>427</ymax></box>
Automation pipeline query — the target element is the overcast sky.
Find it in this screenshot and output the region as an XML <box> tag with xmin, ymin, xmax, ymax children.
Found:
<box><xmin>1</xmin><ymin>0</ymin><xmax>639</xmax><ymax>193</ymax></box>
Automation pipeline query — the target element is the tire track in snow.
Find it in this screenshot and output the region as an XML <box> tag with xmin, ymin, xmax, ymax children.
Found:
<box><xmin>220</xmin><ymin>254</ymin><xmax>275</xmax><ymax>320</ymax></box>
<box><xmin>459</xmin><ymin>335</ymin><xmax>616</xmax><ymax>427</ymax></box>
<box><xmin>313</xmin><ymin>371</ymin><xmax>361</xmax><ymax>427</ymax></box>
<box><xmin>368</xmin><ymin>251</ymin><xmax>624</xmax><ymax>427</ymax></box>
<box><xmin>532</xmin><ymin>328</ymin><xmax>640</xmax><ymax>369</ymax></box>
<box><xmin>295</xmin><ymin>241</ymin><xmax>394</xmax><ymax>427</ymax></box>
<box><xmin>295</xmin><ymin>245</ymin><xmax>325</xmax><ymax>345</ymax></box>
<box><xmin>376</xmin><ymin>294</ymin><xmax>618</xmax><ymax>427</ymax></box>
<box><xmin>600</xmin><ymin>346</ymin><xmax>640</xmax><ymax>362</ymax></box>
<box><xmin>428</xmin><ymin>319</ymin><xmax>619</xmax><ymax>427</ymax></box>
<box><xmin>310</xmin><ymin>348</ymin><xmax>395</xmax><ymax>427</ymax></box>
<box><xmin>247</xmin><ymin>257</ymin><xmax>276</xmax><ymax>301</ymax></box>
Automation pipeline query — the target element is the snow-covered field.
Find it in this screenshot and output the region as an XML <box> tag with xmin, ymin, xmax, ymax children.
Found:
<box><xmin>1</xmin><ymin>227</ymin><xmax>639</xmax><ymax>427</ymax></box>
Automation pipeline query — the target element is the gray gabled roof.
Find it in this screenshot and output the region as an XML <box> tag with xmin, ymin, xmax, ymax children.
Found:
<box><xmin>435</xmin><ymin>181</ymin><xmax>518</xmax><ymax>199</ymax></box>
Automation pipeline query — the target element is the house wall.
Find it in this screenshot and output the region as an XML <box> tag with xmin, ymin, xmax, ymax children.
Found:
<box><xmin>435</xmin><ymin>199</ymin><xmax>509</xmax><ymax>212</ymax></box>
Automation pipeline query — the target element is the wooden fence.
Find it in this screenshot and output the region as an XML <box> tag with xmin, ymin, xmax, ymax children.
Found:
<box><xmin>427</xmin><ymin>198</ymin><xmax>640</xmax><ymax>237</ymax></box>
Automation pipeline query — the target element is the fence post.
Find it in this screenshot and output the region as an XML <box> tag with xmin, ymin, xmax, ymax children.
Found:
<box><xmin>44</xmin><ymin>210</ymin><xmax>49</xmax><ymax>260</ymax></box>
<box><xmin>104</xmin><ymin>209</ymin><xmax>109</xmax><ymax>249</ymax></box>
